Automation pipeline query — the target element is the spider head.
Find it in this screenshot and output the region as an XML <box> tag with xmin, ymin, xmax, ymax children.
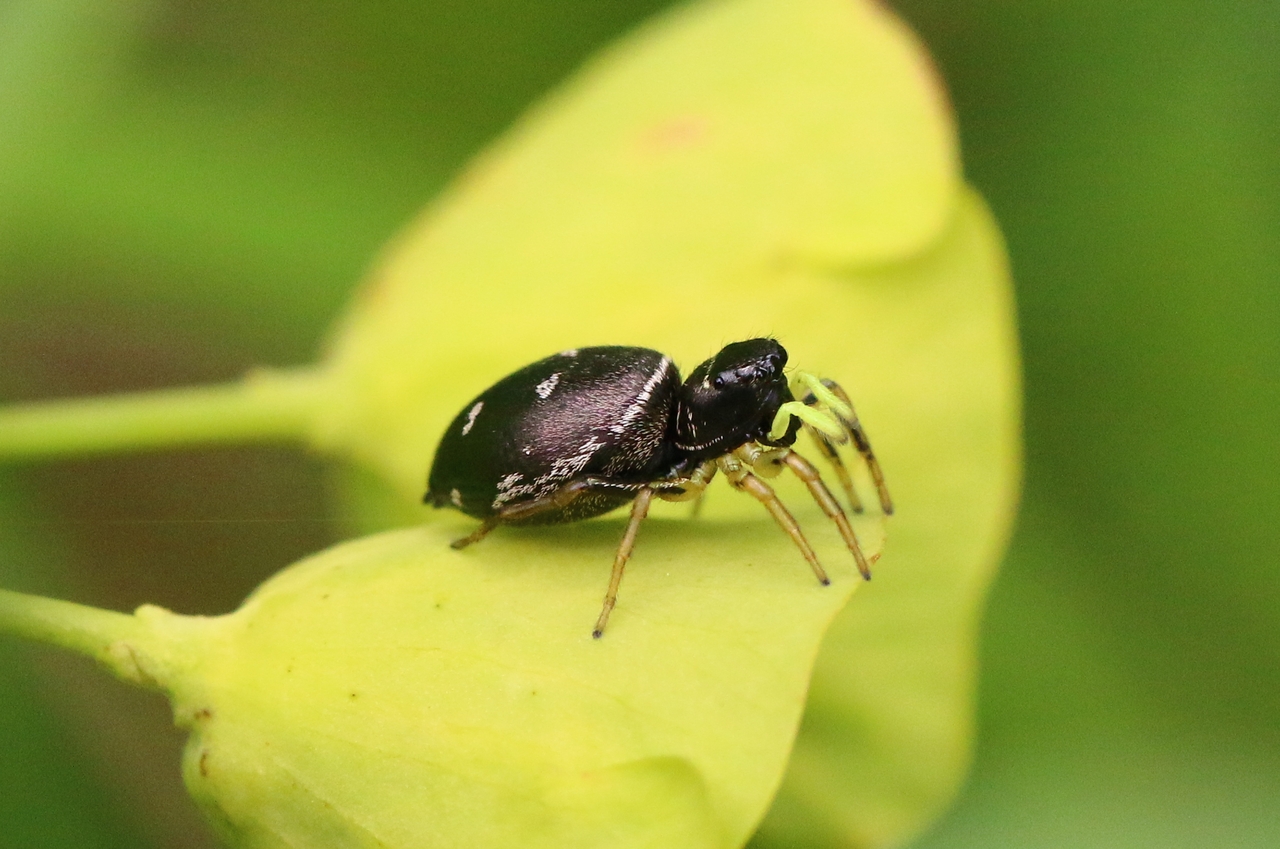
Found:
<box><xmin>674</xmin><ymin>338</ymin><xmax>798</xmax><ymax>459</ymax></box>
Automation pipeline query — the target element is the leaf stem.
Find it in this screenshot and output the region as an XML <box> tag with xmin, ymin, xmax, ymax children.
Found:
<box><xmin>0</xmin><ymin>588</ymin><xmax>144</xmax><ymax>677</ymax></box>
<box><xmin>0</xmin><ymin>366</ymin><xmax>330</xmax><ymax>462</ymax></box>
<box><xmin>0</xmin><ymin>588</ymin><xmax>213</xmax><ymax>691</ymax></box>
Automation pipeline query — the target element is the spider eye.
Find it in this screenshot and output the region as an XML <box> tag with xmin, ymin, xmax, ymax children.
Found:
<box><xmin>712</xmin><ymin>375</ymin><xmax>726</xmax><ymax>389</ymax></box>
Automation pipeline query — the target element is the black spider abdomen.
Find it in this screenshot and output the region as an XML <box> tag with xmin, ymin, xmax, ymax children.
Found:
<box><xmin>426</xmin><ymin>347</ymin><xmax>681</xmax><ymax>523</ymax></box>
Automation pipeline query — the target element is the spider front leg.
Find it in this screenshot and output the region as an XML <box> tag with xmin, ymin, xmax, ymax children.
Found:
<box><xmin>787</xmin><ymin>373</ymin><xmax>894</xmax><ymax>516</ymax></box>
<box><xmin>734</xmin><ymin>444</ymin><xmax>872</xmax><ymax>580</ymax></box>
<box><xmin>797</xmin><ymin>422</ymin><xmax>864</xmax><ymax>514</ymax></box>
<box><xmin>778</xmin><ymin>449</ymin><xmax>873</xmax><ymax>580</ymax></box>
<box><xmin>718</xmin><ymin>453</ymin><xmax>830</xmax><ymax>586</ymax></box>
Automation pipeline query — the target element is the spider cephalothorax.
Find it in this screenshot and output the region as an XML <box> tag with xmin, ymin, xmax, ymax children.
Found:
<box><xmin>674</xmin><ymin>339</ymin><xmax>800</xmax><ymax>459</ymax></box>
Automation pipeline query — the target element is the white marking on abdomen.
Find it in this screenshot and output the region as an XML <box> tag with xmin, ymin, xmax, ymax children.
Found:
<box><xmin>610</xmin><ymin>356</ymin><xmax>672</xmax><ymax>434</ymax></box>
<box><xmin>491</xmin><ymin>435</ymin><xmax>605</xmax><ymax>509</ymax></box>
<box><xmin>535</xmin><ymin>372</ymin><xmax>560</xmax><ymax>399</ymax></box>
<box><xmin>461</xmin><ymin>401</ymin><xmax>483</xmax><ymax>435</ymax></box>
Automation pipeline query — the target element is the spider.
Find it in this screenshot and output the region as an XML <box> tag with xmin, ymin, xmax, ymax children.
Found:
<box><xmin>425</xmin><ymin>338</ymin><xmax>892</xmax><ymax>637</ymax></box>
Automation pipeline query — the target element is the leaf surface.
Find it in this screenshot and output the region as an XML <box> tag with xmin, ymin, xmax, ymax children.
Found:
<box><xmin>158</xmin><ymin>511</ymin><xmax>883</xmax><ymax>849</ymax></box>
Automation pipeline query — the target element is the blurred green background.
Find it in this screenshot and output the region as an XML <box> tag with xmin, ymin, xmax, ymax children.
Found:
<box><xmin>0</xmin><ymin>1</ymin><xmax>1276</xmax><ymax>847</ymax></box>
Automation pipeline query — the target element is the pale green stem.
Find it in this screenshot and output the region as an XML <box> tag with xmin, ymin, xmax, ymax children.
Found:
<box><xmin>0</xmin><ymin>587</ymin><xmax>144</xmax><ymax>676</ymax></box>
<box><xmin>0</xmin><ymin>587</ymin><xmax>210</xmax><ymax>690</ymax></box>
<box><xmin>0</xmin><ymin>366</ymin><xmax>331</xmax><ymax>461</ymax></box>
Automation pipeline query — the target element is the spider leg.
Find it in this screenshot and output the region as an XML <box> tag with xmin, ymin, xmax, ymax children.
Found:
<box><xmin>449</xmin><ymin>517</ymin><xmax>500</xmax><ymax>549</ymax></box>
<box><xmin>802</xmin><ymin>376</ymin><xmax>894</xmax><ymax>515</ymax></box>
<box><xmin>799</xmin><ymin>421</ymin><xmax>864</xmax><ymax>514</ymax></box>
<box><xmin>688</xmin><ymin>493</ymin><xmax>706</xmax><ymax>519</ymax></box>
<box><xmin>448</xmin><ymin>474</ymin><xmax>666</xmax><ymax>639</ymax></box>
<box><xmin>592</xmin><ymin>487</ymin><xmax>654</xmax><ymax>638</ymax></box>
<box><xmin>718</xmin><ymin>454</ymin><xmax>830</xmax><ymax>586</ymax></box>
<box><xmin>650</xmin><ymin>459</ymin><xmax>718</xmax><ymax>518</ymax></box>
<box><xmin>450</xmin><ymin>475</ymin><xmax>644</xmax><ymax>549</ymax></box>
<box><xmin>587</xmin><ymin>461</ymin><xmax>722</xmax><ymax>637</ymax></box>
<box><xmin>777</xmin><ymin>449</ymin><xmax>872</xmax><ymax>580</ymax></box>
<box><xmin>653</xmin><ymin>460</ymin><xmax>718</xmax><ymax>502</ymax></box>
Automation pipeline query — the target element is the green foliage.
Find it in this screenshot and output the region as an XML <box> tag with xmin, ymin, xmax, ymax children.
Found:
<box><xmin>894</xmin><ymin>2</ymin><xmax>1280</xmax><ymax>846</ymax></box>
<box><xmin>0</xmin><ymin>479</ymin><xmax>148</xmax><ymax>849</ymax></box>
